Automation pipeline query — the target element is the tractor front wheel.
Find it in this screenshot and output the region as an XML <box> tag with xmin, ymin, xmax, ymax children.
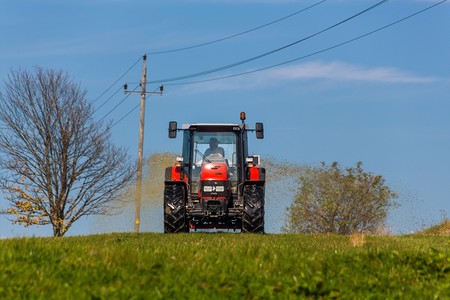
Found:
<box><xmin>242</xmin><ymin>184</ymin><xmax>265</xmax><ymax>233</ymax></box>
<box><xmin>164</xmin><ymin>183</ymin><xmax>188</xmax><ymax>233</ymax></box>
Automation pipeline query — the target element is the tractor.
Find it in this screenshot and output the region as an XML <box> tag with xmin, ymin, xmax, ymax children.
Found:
<box><xmin>164</xmin><ymin>112</ymin><xmax>265</xmax><ymax>233</ymax></box>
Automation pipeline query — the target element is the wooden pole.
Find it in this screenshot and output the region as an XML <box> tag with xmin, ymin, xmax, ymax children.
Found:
<box><xmin>134</xmin><ymin>54</ymin><xmax>147</xmax><ymax>233</ymax></box>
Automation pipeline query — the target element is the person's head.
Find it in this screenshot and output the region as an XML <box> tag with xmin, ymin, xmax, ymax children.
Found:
<box><xmin>209</xmin><ymin>137</ymin><xmax>219</xmax><ymax>149</ymax></box>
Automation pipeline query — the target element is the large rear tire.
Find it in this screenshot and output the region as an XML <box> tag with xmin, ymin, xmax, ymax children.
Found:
<box><xmin>164</xmin><ymin>183</ymin><xmax>188</xmax><ymax>233</ymax></box>
<box><xmin>242</xmin><ymin>184</ymin><xmax>265</xmax><ymax>233</ymax></box>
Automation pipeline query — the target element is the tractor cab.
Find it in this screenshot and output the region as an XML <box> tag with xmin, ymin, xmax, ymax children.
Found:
<box><xmin>164</xmin><ymin>112</ymin><xmax>265</xmax><ymax>233</ymax></box>
<box><xmin>181</xmin><ymin>124</ymin><xmax>246</xmax><ymax>201</ymax></box>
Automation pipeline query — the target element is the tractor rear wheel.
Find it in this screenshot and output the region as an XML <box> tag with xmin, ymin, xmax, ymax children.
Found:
<box><xmin>242</xmin><ymin>184</ymin><xmax>265</xmax><ymax>233</ymax></box>
<box><xmin>164</xmin><ymin>183</ymin><xmax>188</xmax><ymax>233</ymax></box>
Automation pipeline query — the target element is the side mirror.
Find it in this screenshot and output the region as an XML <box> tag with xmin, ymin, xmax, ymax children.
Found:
<box><xmin>255</xmin><ymin>122</ymin><xmax>264</xmax><ymax>139</ymax></box>
<box><xmin>168</xmin><ymin>121</ymin><xmax>177</xmax><ymax>138</ymax></box>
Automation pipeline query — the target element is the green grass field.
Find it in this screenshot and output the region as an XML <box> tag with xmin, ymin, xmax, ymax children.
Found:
<box><xmin>0</xmin><ymin>233</ymin><xmax>448</xmax><ymax>299</ymax></box>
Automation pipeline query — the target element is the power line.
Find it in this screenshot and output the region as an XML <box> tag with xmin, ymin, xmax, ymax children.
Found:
<box><xmin>94</xmin><ymin>1</ymin><xmax>328</xmax><ymax>117</ymax></box>
<box><xmin>98</xmin><ymin>84</ymin><xmax>140</xmax><ymax>123</ymax></box>
<box><xmin>91</xmin><ymin>56</ymin><xmax>141</xmax><ymax>104</ymax></box>
<box><xmin>147</xmin><ymin>0</ymin><xmax>329</xmax><ymax>55</ymax></box>
<box><xmin>106</xmin><ymin>0</ymin><xmax>446</xmax><ymax>128</ymax></box>
<box><xmin>144</xmin><ymin>0</ymin><xmax>388</xmax><ymax>85</ymax></box>
<box><xmin>111</xmin><ymin>103</ymin><xmax>140</xmax><ymax>129</ymax></box>
<box><xmin>165</xmin><ymin>0</ymin><xmax>447</xmax><ymax>86</ymax></box>
<box><xmin>93</xmin><ymin>85</ymin><xmax>122</xmax><ymax>114</ymax></box>
<box><xmin>106</xmin><ymin>0</ymin><xmax>387</xmax><ymax>125</ymax></box>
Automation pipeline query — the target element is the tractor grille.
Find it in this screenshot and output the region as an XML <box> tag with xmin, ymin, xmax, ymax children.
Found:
<box><xmin>201</xmin><ymin>180</ymin><xmax>229</xmax><ymax>198</ymax></box>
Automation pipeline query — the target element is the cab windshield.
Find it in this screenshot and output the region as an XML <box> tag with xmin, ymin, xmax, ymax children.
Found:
<box><xmin>192</xmin><ymin>132</ymin><xmax>236</xmax><ymax>165</ymax></box>
<box><xmin>190</xmin><ymin>131</ymin><xmax>238</xmax><ymax>195</ymax></box>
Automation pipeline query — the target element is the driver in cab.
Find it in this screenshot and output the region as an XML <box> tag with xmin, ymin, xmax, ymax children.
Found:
<box><xmin>204</xmin><ymin>137</ymin><xmax>225</xmax><ymax>159</ymax></box>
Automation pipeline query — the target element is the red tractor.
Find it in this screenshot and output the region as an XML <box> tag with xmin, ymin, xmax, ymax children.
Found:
<box><xmin>164</xmin><ymin>112</ymin><xmax>265</xmax><ymax>233</ymax></box>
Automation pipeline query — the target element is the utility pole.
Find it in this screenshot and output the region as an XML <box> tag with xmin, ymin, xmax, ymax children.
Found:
<box><xmin>124</xmin><ymin>54</ymin><xmax>163</xmax><ymax>233</ymax></box>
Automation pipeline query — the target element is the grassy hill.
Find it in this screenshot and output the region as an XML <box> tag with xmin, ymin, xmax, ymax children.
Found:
<box><xmin>0</xmin><ymin>233</ymin><xmax>449</xmax><ymax>299</ymax></box>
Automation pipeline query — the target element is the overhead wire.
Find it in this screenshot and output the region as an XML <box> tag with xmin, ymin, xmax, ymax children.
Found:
<box><xmin>95</xmin><ymin>2</ymin><xmax>328</xmax><ymax>122</ymax></box>
<box><xmin>148</xmin><ymin>0</ymin><xmax>329</xmax><ymax>55</ymax></box>
<box><xmin>105</xmin><ymin>0</ymin><xmax>388</xmax><ymax>126</ymax></box>
<box><xmin>105</xmin><ymin>0</ymin><xmax>446</xmax><ymax>127</ymax></box>
<box><xmin>91</xmin><ymin>56</ymin><xmax>141</xmax><ymax>104</ymax></box>
<box><xmin>143</xmin><ymin>0</ymin><xmax>389</xmax><ymax>85</ymax></box>
<box><xmin>93</xmin><ymin>85</ymin><xmax>123</xmax><ymax>114</ymax></box>
<box><xmin>165</xmin><ymin>0</ymin><xmax>448</xmax><ymax>86</ymax></box>
<box><xmin>98</xmin><ymin>84</ymin><xmax>140</xmax><ymax>123</ymax></box>
<box><xmin>95</xmin><ymin>1</ymin><xmax>329</xmax><ymax>111</ymax></box>
<box><xmin>111</xmin><ymin>103</ymin><xmax>140</xmax><ymax>129</ymax></box>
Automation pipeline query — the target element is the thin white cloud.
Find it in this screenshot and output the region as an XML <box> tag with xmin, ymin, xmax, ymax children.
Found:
<box><xmin>268</xmin><ymin>61</ymin><xmax>439</xmax><ymax>84</ymax></box>
<box><xmin>180</xmin><ymin>60</ymin><xmax>441</xmax><ymax>94</ymax></box>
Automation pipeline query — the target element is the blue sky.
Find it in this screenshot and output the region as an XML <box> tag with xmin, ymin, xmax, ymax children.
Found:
<box><xmin>1</xmin><ymin>0</ymin><xmax>449</xmax><ymax>236</ymax></box>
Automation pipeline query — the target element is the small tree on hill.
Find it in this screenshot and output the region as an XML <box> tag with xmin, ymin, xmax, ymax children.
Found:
<box><xmin>0</xmin><ymin>67</ymin><xmax>135</xmax><ymax>237</ymax></box>
<box><xmin>285</xmin><ymin>162</ymin><xmax>398</xmax><ymax>234</ymax></box>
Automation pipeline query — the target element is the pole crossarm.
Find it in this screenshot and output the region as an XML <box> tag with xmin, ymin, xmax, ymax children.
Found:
<box><xmin>124</xmin><ymin>85</ymin><xmax>163</xmax><ymax>96</ymax></box>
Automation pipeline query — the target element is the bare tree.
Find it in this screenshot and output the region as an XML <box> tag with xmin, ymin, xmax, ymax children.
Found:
<box><xmin>284</xmin><ymin>162</ymin><xmax>398</xmax><ymax>234</ymax></box>
<box><xmin>0</xmin><ymin>67</ymin><xmax>135</xmax><ymax>236</ymax></box>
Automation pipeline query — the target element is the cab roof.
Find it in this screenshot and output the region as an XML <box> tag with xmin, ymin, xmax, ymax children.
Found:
<box><xmin>182</xmin><ymin>123</ymin><xmax>248</xmax><ymax>130</ymax></box>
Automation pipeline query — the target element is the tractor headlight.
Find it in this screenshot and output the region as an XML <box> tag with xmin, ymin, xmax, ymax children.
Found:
<box><xmin>246</xmin><ymin>155</ymin><xmax>260</xmax><ymax>166</ymax></box>
<box><xmin>175</xmin><ymin>157</ymin><xmax>183</xmax><ymax>167</ymax></box>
